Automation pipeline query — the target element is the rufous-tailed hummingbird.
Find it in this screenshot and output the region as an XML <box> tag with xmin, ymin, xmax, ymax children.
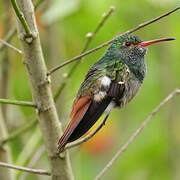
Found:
<box><xmin>58</xmin><ymin>34</ymin><xmax>175</xmax><ymax>152</ymax></box>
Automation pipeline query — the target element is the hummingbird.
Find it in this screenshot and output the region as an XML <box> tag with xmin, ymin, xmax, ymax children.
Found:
<box><xmin>58</xmin><ymin>33</ymin><xmax>174</xmax><ymax>152</ymax></box>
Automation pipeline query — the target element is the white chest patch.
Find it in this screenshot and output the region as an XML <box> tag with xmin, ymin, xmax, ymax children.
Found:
<box><xmin>101</xmin><ymin>76</ymin><xmax>111</xmax><ymax>87</ymax></box>
<box><xmin>94</xmin><ymin>76</ymin><xmax>111</xmax><ymax>102</ymax></box>
<box><xmin>94</xmin><ymin>91</ymin><xmax>106</xmax><ymax>102</ymax></box>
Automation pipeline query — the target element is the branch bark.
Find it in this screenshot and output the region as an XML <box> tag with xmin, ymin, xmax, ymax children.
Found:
<box><xmin>0</xmin><ymin>161</ymin><xmax>51</xmax><ymax>176</ymax></box>
<box><xmin>11</xmin><ymin>0</ymin><xmax>32</xmax><ymax>37</ymax></box>
<box><xmin>13</xmin><ymin>0</ymin><xmax>74</xmax><ymax>179</ymax></box>
<box><xmin>0</xmin><ymin>98</ymin><xmax>36</xmax><ymax>107</ymax></box>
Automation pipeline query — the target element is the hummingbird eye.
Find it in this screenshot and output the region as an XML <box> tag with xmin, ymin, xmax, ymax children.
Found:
<box><xmin>125</xmin><ymin>42</ymin><xmax>131</xmax><ymax>47</ymax></box>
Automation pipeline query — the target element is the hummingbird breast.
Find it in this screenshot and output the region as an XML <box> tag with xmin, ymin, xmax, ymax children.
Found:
<box><xmin>115</xmin><ymin>72</ymin><xmax>142</xmax><ymax>108</ymax></box>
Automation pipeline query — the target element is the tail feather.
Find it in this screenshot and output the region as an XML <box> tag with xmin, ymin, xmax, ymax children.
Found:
<box><xmin>58</xmin><ymin>95</ymin><xmax>91</xmax><ymax>152</ymax></box>
<box><xmin>58</xmin><ymin>96</ymin><xmax>111</xmax><ymax>152</ymax></box>
<box><xmin>68</xmin><ymin>96</ymin><xmax>111</xmax><ymax>142</ymax></box>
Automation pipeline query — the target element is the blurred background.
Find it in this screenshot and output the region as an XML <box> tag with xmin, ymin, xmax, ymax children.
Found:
<box><xmin>0</xmin><ymin>0</ymin><xmax>180</xmax><ymax>179</ymax></box>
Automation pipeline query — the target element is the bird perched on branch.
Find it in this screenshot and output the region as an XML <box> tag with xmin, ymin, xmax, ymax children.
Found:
<box><xmin>58</xmin><ymin>33</ymin><xmax>174</xmax><ymax>153</ymax></box>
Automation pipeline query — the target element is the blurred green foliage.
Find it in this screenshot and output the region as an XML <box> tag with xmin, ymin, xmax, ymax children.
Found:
<box><xmin>0</xmin><ymin>0</ymin><xmax>180</xmax><ymax>179</ymax></box>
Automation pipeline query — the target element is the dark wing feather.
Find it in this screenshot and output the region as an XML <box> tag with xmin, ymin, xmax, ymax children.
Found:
<box><xmin>108</xmin><ymin>80</ymin><xmax>125</xmax><ymax>99</ymax></box>
<box><xmin>67</xmin><ymin>96</ymin><xmax>112</xmax><ymax>142</ymax></box>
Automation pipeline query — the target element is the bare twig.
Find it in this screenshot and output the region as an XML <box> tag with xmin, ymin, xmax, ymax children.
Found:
<box><xmin>34</xmin><ymin>0</ymin><xmax>45</xmax><ymax>10</ymax></box>
<box><xmin>0</xmin><ymin>0</ymin><xmax>44</xmax><ymax>52</ymax></box>
<box><xmin>11</xmin><ymin>0</ymin><xmax>32</xmax><ymax>37</ymax></box>
<box><xmin>48</xmin><ymin>6</ymin><xmax>180</xmax><ymax>75</ymax></box>
<box><xmin>19</xmin><ymin>146</ymin><xmax>46</xmax><ymax>180</ymax></box>
<box><xmin>0</xmin><ymin>38</ymin><xmax>22</xmax><ymax>54</ymax></box>
<box><xmin>83</xmin><ymin>6</ymin><xmax>115</xmax><ymax>52</ymax></box>
<box><xmin>54</xmin><ymin>6</ymin><xmax>115</xmax><ymax>101</ymax></box>
<box><xmin>25</xmin><ymin>146</ymin><xmax>45</xmax><ymax>168</ymax></box>
<box><xmin>95</xmin><ymin>88</ymin><xmax>180</xmax><ymax>180</ymax></box>
<box><xmin>47</xmin><ymin>39</ymin><xmax>112</xmax><ymax>75</ymax></box>
<box><xmin>0</xmin><ymin>27</ymin><xmax>16</xmax><ymax>52</ymax></box>
<box><xmin>65</xmin><ymin>114</ymin><xmax>110</xmax><ymax>151</ymax></box>
<box><xmin>0</xmin><ymin>162</ymin><xmax>51</xmax><ymax>176</ymax></box>
<box><xmin>0</xmin><ymin>119</ymin><xmax>38</xmax><ymax>147</ymax></box>
<box><xmin>15</xmin><ymin>127</ymin><xmax>42</xmax><ymax>179</ymax></box>
<box><xmin>0</xmin><ymin>2</ymin><xmax>14</xmax><ymax>179</ymax></box>
<box><xmin>0</xmin><ymin>98</ymin><xmax>36</xmax><ymax>108</ymax></box>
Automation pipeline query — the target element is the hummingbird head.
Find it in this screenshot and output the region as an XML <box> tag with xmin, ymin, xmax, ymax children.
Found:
<box><xmin>105</xmin><ymin>34</ymin><xmax>175</xmax><ymax>82</ymax></box>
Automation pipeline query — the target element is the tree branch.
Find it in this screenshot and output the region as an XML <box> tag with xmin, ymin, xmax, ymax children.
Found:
<box><xmin>54</xmin><ymin>5</ymin><xmax>115</xmax><ymax>101</ymax></box>
<box><xmin>47</xmin><ymin>39</ymin><xmax>111</xmax><ymax>75</ymax></box>
<box><xmin>0</xmin><ymin>0</ymin><xmax>44</xmax><ymax>52</ymax></box>
<box><xmin>14</xmin><ymin>0</ymin><xmax>74</xmax><ymax>179</ymax></box>
<box><xmin>48</xmin><ymin>6</ymin><xmax>180</xmax><ymax>75</ymax></box>
<box><xmin>0</xmin><ymin>2</ymin><xmax>14</xmax><ymax>179</ymax></box>
<box><xmin>19</xmin><ymin>146</ymin><xmax>46</xmax><ymax>180</ymax></box>
<box><xmin>10</xmin><ymin>0</ymin><xmax>32</xmax><ymax>37</ymax></box>
<box><xmin>83</xmin><ymin>6</ymin><xmax>115</xmax><ymax>52</ymax></box>
<box><xmin>0</xmin><ymin>107</ymin><xmax>14</xmax><ymax>180</ymax></box>
<box><xmin>95</xmin><ymin>88</ymin><xmax>180</xmax><ymax>180</ymax></box>
<box><xmin>64</xmin><ymin>114</ymin><xmax>110</xmax><ymax>151</ymax></box>
<box><xmin>0</xmin><ymin>119</ymin><xmax>38</xmax><ymax>147</ymax></box>
<box><xmin>0</xmin><ymin>161</ymin><xmax>51</xmax><ymax>176</ymax></box>
<box><xmin>34</xmin><ymin>0</ymin><xmax>45</xmax><ymax>10</ymax></box>
<box><xmin>0</xmin><ymin>38</ymin><xmax>22</xmax><ymax>54</ymax></box>
<box><xmin>15</xmin><ymin>126</ymin><xmax>42</xmax><ymax>179</ymax></box>
<box><xmin>0</xmin><ymin>27</ymin><xmax>16</xmax><ymax>52</ymax></box>
<box><xmin>0</xmin><ymin>98</ymin><xmax>36</xmax><ymax>107</ymax></box>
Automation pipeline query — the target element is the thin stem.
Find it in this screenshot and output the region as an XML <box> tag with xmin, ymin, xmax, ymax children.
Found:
<box><xmin>0</xmin><ymin>1</ymin><xmax>14</xmax><ymax>179</ymax></box>
<box><xmin>19</xmin><ymin>146</ymin><xmax>45</xmax><ymax>180</ymax></box>
<box><xmin>0</xmin><ymin>27</ymin><xmax>16</xmax><ymax>52</ymax></box>
<box><xmin>83</xmin><ymin>6</ymin><xmax>115</xmax><ymax>52</ymax></box>
<box><xmin>0</xmin><ymin>0</ymin><xmax>44</xmax><ymax>52</ymax></box>
<box><xmin>0</xmin><ymin>38</ymin><xmax>22</xmax><ymax>54</ymax></box>
<box><xmin>15</xmin><ymin>127</ymin><xmax>42</xmax><ymax>179</ymax></box>
<box><xmin>65</xmin><ymin>114</ymin><xmax>110</xmax><ymax>151</ymax></box>
<box><xmin>95</xmin><ymin>88</ymin><xmax>180</xmax><ymax>180</ymax></box>
<box><xmin>47</xmin><ymin>39</ymin><xmax>112</xmax><ymax>75</ymax></box>
<box><xmin>0</xmin><ymin>119</ymin><xmax>38</xmax><ymax>147</ymax></box>
<box><xmin>34</xmin><ymin>0</ymin><xmax>45</xmax><ymax>10</ymax></box>
<box><xmin>125</xmin><ymin>6</ymin><xmax>180</xmax><ymax>34</ymax></box>
<box><xmin>48</xmin><ymin>6</ymin><xmax>180</xmax><ymax>75</ymax></box>
<box><xmin>0</xmin><ymin>162</ymin><xmax>51</xmax><ymax>176</ymax></box>
<box><xmin>54</xmin><ymin>6</ymin><xmax>115</xmax><ymax>101</ymax></box>
<box><xmin>11</xmin><ymin>0</ymin><xmax>32</xmax><ymax>37</ymax></box>
<box><xmin>0</xmin><ymin>98</ymin><xmax>36</xmax><ymax>108</ymax></box>
<box><xmin>26</xmin><ymin>146</ymin><xmax>45</xmax><ymax>168</ymax></box>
